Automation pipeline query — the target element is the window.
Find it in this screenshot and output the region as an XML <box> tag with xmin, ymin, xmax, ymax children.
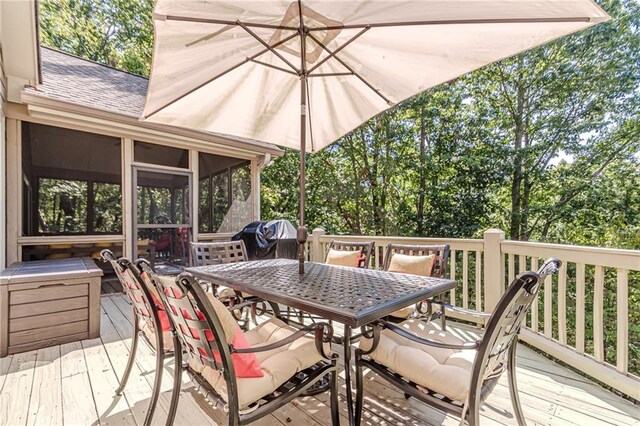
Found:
<box><xmin>198</xmin><ymin>152</ymin><xmax>252</xmax><ymax>233</ymax></box>
<box><xmin>21</xmin><ymin>123</ymin><xmax>122</xmax><ymax>235</ymax></box>
<box><xmin>134</xmin><ymin>141</ymin><xmax>189</xmax><ymax>168</ymax></box>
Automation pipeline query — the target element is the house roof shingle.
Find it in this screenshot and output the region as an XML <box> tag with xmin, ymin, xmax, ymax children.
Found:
<box><xmin>26</xmin><ymin>47</ymin><xmax>148</xmax><ymax>118</ymax></box>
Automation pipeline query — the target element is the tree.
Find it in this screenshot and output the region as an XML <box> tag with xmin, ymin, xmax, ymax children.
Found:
<box><xmin>39</xmin><ymin>0</ymin><xmax>154</xmax><ymax>76</ymax></box>
<box><xmin>469</xmin><ymin>0</ymin><xmax>640</xmax><ymax>240</ymax></box>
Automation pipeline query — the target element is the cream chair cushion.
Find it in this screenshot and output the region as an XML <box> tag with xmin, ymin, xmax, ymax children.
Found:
<box><xmin>387</xmin><ymin>253</ymin><xmax>436</xmax><ymax>318</ymax></box>
<box><xmin>388</xmin><ymin>253</ymin><xmax>436</xmax><ymax>276</ymax></box>
<box><xmin>189</xmin><ymin>317</ymin><xmax>324</xmax><ymax>408</ymax></box>
<box><xmin>139</xmin><ymin>319</ymin><xmax>175</xmax><ymax>352</ymax></box>
<box><xmin>217</xmin><ymin>286</ymin><xmax>253</xmax><ymax>300</ymax></box>
<box><xmin>359</xmin><ymin>320</ymin><xmax>476</xmax><ymax>402</ymax></box>
<box><xmin>325</xmin><ymin>249</ymin><xmax>360</xmax><ymax>267</ymax></box>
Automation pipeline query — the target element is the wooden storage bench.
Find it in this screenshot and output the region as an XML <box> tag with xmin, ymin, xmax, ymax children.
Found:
<box><xmin>0</xmin><ymin>257</ymin><xmax>103</xmax><ymax>356</ymax></box>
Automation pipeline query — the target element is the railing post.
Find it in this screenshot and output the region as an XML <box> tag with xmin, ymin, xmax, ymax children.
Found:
<box><xmin>311</xmin><ymin>228</ymin><xmax>325</xmax><ymax>262</ymax></box>
<box><xmin>483</xmin><ymin>228</ymin><xmax>505</xmax><ymax>312</ymax></box>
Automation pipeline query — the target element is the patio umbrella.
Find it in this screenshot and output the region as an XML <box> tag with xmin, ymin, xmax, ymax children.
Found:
<box><xmin>141</xmin><ymin>0</ymin><xmax>609</xmax><ymax>272</ymax></box>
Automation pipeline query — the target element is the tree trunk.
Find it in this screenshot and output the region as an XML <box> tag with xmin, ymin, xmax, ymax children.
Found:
<box><xmin>510</xmin><ymin>60</ymin><xmax>526</xmax><ymax>240</ymax></box>
<box><xmin>417</xmin><ymin>104</ymin><xmax>427</xmax><ymax>236</ymax></box>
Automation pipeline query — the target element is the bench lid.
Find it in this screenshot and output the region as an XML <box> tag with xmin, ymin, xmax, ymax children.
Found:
<box><xmin>1</xmin><ymin>257</ymin><xmax>103</xmax><ymax>285</ymax></box>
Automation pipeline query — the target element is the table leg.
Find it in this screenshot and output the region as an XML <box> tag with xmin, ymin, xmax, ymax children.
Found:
<box><xmin>343</xmin><ymin>325</ymin><xmax>355</xmax><ymax>425</ymax></box>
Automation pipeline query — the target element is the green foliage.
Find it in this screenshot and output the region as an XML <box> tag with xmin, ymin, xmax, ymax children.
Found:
<box><xmin>260</xmin><ymin>0</ymin><xmax>640</xmax><ymax>252</ymax></box>
<box><xmin>38</xmin><ymin>178</ymin><xmax>88</xmax><ymax>233</ymax></box>
<box><xmin>39</xmin><ymin>0</ymin><xmax>154</xmax><ymax>76</ymax></box>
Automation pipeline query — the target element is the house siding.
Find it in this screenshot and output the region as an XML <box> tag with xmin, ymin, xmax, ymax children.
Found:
<box><xmin>1</xmin><ymin>46</ymin><xmax>7</xmax><ymax>270</ymax></box>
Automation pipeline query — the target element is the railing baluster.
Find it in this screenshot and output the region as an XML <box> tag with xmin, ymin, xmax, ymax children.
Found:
<box><xmin>558</xmin><ymin>261</ymin><xmax>567</xmax><ymax>345</ymax></box>
<box><xmin>576</xmin><ymin>262</ymin><xmax>586</xmax><ymax>354</ymax></box>
<box><xmin>450</xmin><ymin>250</ymin><xmax>457</xmax><ymax>305</ymax></box>
<box><xmin>617</xmin><ymin>269</ymin><xmax>629</xmax><ymax>373</ymax></box>
<box><xmin>544</xmin><ymin>274</ymin><xmax>553</xmax><ymax>338</ymax></box>
<box><xmin>531</xmin><ymin>257</ymin><xmax>539</xmax><ymax>333</ymax></box>
<box><xmin>508</xmin><ymin>253</ymin><xmax>515</xmax><ymax>285</ymax></box>
<box><xmin>462</xmin><ymin>250</ymin><xmax>469</xmax><ymax>309</ymax></box>
<box><xmin>519</xmin><ymin>255</ymin><xmax>527</xmax><ymax>273</ymax></box>
<box><xmin>475</xmin><ymin>250</ymin><xmax>482</xmax><ymax>312</ymax></box>
<box><xmin>594</xmin><ymin>265</ymin><xmax>605</xmax><ymax>363</ymax></box>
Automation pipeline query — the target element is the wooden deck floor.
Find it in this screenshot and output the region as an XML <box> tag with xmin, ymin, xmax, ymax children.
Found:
<box><xmin>1</xmin><ymin>293</ymin><xmax>638</xmax><ymax>426</ymax></box>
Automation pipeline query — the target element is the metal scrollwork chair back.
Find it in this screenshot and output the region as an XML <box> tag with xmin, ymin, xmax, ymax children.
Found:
<box><xmin>190</xmin><ymin>240</ymin><xmax>248</xmax><ymax>266</ymax></box>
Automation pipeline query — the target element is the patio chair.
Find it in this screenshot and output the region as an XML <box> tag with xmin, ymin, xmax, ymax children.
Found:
<box><xmin>100</xmin><ymin>250</ymin><xmax>173</xmax><ymax>426</ymax></box>
<box><xmin>325</xmin><ymin>240</ymin><xmax>375</xmax><ymax>268</ymax></box>
<box><xmin>191</xmin><ymin>240</ymin><xmax>249</xmax><ymax>266</ymax></box>
<box><xmin>382</xmin><ymin>244</ymin><xmax>450</xmax><ymax>320</ymax></box>
<box><xmin>284</xmin><ymin>240</ymin><xmax>375</xmax><ymax>325</ymax></box>
<box><xmin>190</xmin><ymin>240</ymin><xmax>262</xmax><ymax>323</ymax></box>
<box><xmin>140</xmin><ymin>265</ymin><xmax>340</xmax><ymax>426</ymax></box>
<box><xmin>355</xmin><ymin>258</ymin><xmax>561</xmax><ymax>426</ymax></box>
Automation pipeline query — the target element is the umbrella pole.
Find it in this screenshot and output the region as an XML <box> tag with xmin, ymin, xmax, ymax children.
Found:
<box><xmin>297</xmin><ymin>73</ymin><xmax>308</xmax><ymax>274</ymax></box>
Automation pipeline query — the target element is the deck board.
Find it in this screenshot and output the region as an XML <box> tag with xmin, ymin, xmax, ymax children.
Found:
<box><xmin>0</xmin><ymin>293</ymin><xmax>637</xmax><ymax>426</ymax></box>
<box><xmin>59</xmin><ymin>341</ymin><xmax>100</xmax><ymax>426</ymax></box>
<box><xmin>26</xmin><ymin>345</ymin><xmax>62</xmax><ymax>426</ymax></box>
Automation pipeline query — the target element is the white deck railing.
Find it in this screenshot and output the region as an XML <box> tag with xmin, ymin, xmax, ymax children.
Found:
<box><xmin>308</xmin><ymin>228</ymin><xmax>640</xmax><ymax>399</ymax></box>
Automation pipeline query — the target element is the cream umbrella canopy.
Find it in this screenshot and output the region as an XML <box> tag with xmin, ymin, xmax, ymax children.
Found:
<box><xmin>141</xmin><ymin>0</ymin><xmax>609</xmax><ymax>271</ymax></box>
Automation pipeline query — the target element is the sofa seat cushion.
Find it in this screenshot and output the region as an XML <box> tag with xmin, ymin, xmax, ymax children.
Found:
<box><xmin>359</xmin><ymin>320</ymin><xmax>476</xmax><ymax>402</ymax></box>
<box><xmin>189</xmin><ymin>317</ymin><xmax>323</xmax><ymax>408</ymax></box>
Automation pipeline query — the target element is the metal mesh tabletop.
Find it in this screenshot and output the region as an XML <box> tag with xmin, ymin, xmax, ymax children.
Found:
<box><xmin>186</xmin><ymin>259</ymin><xmax>455</xmax><ymax>327</ymax></box>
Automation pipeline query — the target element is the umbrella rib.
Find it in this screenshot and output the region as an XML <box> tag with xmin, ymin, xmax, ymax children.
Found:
<box><xmin>238</xmin><ymin>22</ymin><xmax>300</xmax><ymax>74</ymax></box>
<box><xmin>307</xmin><ymin>32</ymin><xmax>392</xmax><ymax>105</ymax></box>
<box><xmin>142</xmin><ymin>32</ymin><xmax>299</xmax><ymax>119</ymax></box>
<box><xmin>308</xmin><ymin>72</ymin><xmax>353</xmax><ymax>77</ymax></box>
<box><xmin>160</xmin><ymin>14</ymin><xmax>298</xmax><ymax>31</ymax></box>
<box><xmin>307</xmin><ymin>27</ymin><xmax>370</xmax><ymax>75</ymax></box>
<box><xmin>306</xmin><ymin>16</ymin><xmax>592</xmax><ymax>31</ymax></box>
<box><xmin>185</xmin><ymin>24</ymin><xmax>235</xmax><ymax>48</ymax></box>
<box><xmin>249</xmin><ymin>58</ymin><xmax>299</xmax><ymax>75</ymax></box>
<box><xmin>306</xmin><ymin>70</ymin><xmax>315</xmax><ymax>152</ymax></box>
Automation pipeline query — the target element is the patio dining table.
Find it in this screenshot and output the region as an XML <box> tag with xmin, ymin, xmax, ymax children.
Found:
<box><xmin>186</xmin><ymin>258</ymin><xmax>456</xmax><ymax>425</ymax></box>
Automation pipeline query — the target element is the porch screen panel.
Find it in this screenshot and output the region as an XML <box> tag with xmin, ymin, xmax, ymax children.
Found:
<box><xmin>21</xmin><ymin>123</ymin><xmax>122</xmax><ymax>236</ymax></box>
<box><xmin>198</xmin><ymin>152</ymin><xmax>252</xmax><ymax>233</ymax></box>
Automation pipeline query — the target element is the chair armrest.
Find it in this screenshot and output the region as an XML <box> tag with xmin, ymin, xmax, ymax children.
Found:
<box><xmin>379</xmin><ymin>321</ymin><xmax>479</xmax><ymax>350</ymax></box>
<box><xmin>227</xmin><ymin>299</ymin><xmax>261</xmax><ymax>312</ymax></box>
<box><xmin>232</xmin><ymin>322</ymin><xmax>334</xmax><ymax>359</ymax></box>
<box><xmin>433</xmin><ymin>301</ymin><xmax>492</xmax><ymax>318</ymax></box>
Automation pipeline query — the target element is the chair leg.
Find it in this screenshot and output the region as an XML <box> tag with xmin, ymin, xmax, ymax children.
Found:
<box><xmin>330</xmin><ymin>368</ymin><xmax>340</xmax><ymax>426</ymax></box>
<box><xmin>354</xmin><ymin>360</ymin><xmax>364</xmax><ymax>426</ymax></box>
<box><xmin>508</xmin><ymin>342</ymin><xmax>527</xmax><ymax>426</ymax></box>
<box><xmin>143</xmin><ymin>332</ymin><xmax>164</xmax><ymax>425</ymax></box>
<box><xmin>440</xmin><ymin>293</ymin><xmax>447</xmax><ymax>331</ymax></box>
<box><xmin>165</xmin><ymin>335</ymin><xmax>183</xmax><ymax>426</ymax></box>
<box><xmin>116</xmin><ymin>316</ymin><xmax>140</xmax><ymax>395</ymax></box>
